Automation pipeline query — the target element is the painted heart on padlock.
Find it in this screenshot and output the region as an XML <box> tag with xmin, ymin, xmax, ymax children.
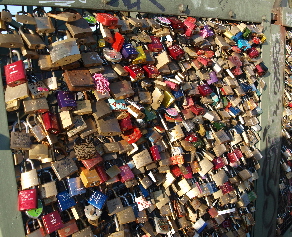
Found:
<box><xmin>165</xmin><ymin>108</ymin><xmax>178</xmax><ymax>117</ymax></box>
<box><xmin>135</xmin><ymin>196</ymin><xmax>152</xmax><ymax>211</ymax></box>
<box><xmin>103</xmin><ymin>48</ymin><xmax>122</xmax><ymax>62</ymax></box>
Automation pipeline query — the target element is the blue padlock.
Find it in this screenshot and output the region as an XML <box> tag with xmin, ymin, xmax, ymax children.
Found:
<box><xmin>229</xmin><ymin>106</ymin><xmax>242</xmax><ymax>117</ymax></box>
<box><xmin>121</xmin><ymin>43</ymin><xmax>138</xmax><ymax>59</ymax></box>
<box><xmin>67</xmin><ymin>177</ymin><xmax>86</xmax><ymax>197</ymax></box>
<box><xmin>57</xmin><ymin>190</ymin><xmax>76</xmax><ymax>211</ymax></box>
<box><xmin>172</xmin><ymin>90</ymin><xmax>184</xmax><ymax>100</ymax></box>
<box><xmin>234</xmin><ymin>124</ymin><xmax>245</xmax><ymax>134</ymax></box>
<box><xmin>138</xmin><ymin>184</ymin><xmax>150</xmax><ymax>198</ymax></box>
<box><xmin>88</xmin><ymin>190</ymin><xmax>108</xmax><ymax>210</ymax></box>
<box><xmin>240</xmin><ymin>83</ymin><xmax>252</xmax><ymax>93</ymax></box>
<box><xmin>237</xmin><ymin>39</ymin><xmax>251</xmax><ymax>50</ymax></box>
<box><xmin>232</xmin><ymin>32</ymin><xmax>243</xmax><ymax>42</ymax></box>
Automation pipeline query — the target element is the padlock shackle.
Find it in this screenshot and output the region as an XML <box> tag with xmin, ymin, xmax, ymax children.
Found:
<box><xmin>12</xmin><ymin>120</ymin><xmax>29</xmax><ymax>133</ymax></box>
<box><xmin>21</xmin><ymin>158</ymin><xmax>35</xmax><ymax>173</ymax></box>
<box><xmin>25</xmin><ymin>218</ymin><xmax>43</xmax><ymax>234</ymax></box>
<box><xmin>26</xmin><ymin>114</ymin><xmax>38</xmax><ymax>129</ymax></box>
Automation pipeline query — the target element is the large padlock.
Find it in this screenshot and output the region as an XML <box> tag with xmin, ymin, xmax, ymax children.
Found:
<box><xmin>33</xmin><ymin>8</ymin><xmax>55</xmax><ymax>34</ymax></box>
<box><xmin>15</xmin><ymin>11</ymin><xmax>36</xmax><ymax>25</ymax></box>
<box><xmin>26</xmin><ymin>114</ymin><xmax>47</xmax><ymax>142</ymax></box>
<box><xmin>19</xmin><ymin>26</ymin><xmax>46</xmax><ymax>50</ymax></box>
<box><xmin>4</xmin><ymin>50</ymin><xmax>26</xmax><ymax>87</ymax></box>
<box><xmin>50</xmin><ymin>36</ymin><xmax>81</xmax><ymax>67</ymax></box>
<box><xmin>66</xmin><ymin>18</ymin><xmax>93</xmax><ymax>38</ymax></box>
<box><xmin>18</xmin><ymin>187</ymin><xmax>37</xmax><ymax>211</ymax></box>
<box><xmin>10</xmin><ymin>120</ymin><xmax>32</xmax><ymax>150</ymax></box>
<box><xmin>21</xmin><ymin>159</ymin><xmax>39</xmax><ymax>190</ymax></box>
<box><xmin>63</xmin><ymin>68</ymin><xmax>95</xmax><ymax>91</ymax></box>
<box><xmin>38</xmin><ymin>170</ymin><xmax>57</xmax><ymax>199</ymax></box>
<box><xmin>0</xmin><ymin>29</ymin><xmax>24</xmax><ymax>48</ymax></box>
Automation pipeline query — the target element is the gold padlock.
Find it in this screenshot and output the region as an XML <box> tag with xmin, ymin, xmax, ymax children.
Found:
<box><xmin>26</xmin><ymin>114</ymin><xmax>47</xmax><ymax>142</ymax></box>
<box><xmin>79</xmin><ymin>167</ymin><xmax>101</xmax><ymax>188</ymax></box>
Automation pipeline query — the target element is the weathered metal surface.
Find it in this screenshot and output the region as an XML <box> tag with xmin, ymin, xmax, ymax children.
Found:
<box><xmin>1</xmin><ymin>0</ymin><xmax>273</xmax><ymax>22</ymax></box>
<box><xmin>253</xmin><ymin>23</ymin><xmax>285</xmax><ymax>237</ymax></box>
<box><xmin>0</xmin><ymin>67</ymin><xmax>25</xmax><ymax>237</ymax></box>
<box><xmin>276</xmin><ymin>7</ymin><xmax>292</xmax><ymax>27</ymax></box>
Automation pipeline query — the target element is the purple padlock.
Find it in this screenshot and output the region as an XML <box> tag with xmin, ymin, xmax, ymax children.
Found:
<box><xmin>57</xmin><ymin>91</ymin><xmax>77</xmax><ymax>111</ymax></box>
<box><xmin>121</xmin><ymin>43</ymin><xmax>138</xmax><ymax>59</ymax></box>
<box><xmin>200</xmin><ymin>25</ymin><xmax>214</xmax><ymax>38</ymax></box>
<box><xmin>207</xmin><ymin>71</ymin><xmax>218</xmax><ymax>85</ymax></box>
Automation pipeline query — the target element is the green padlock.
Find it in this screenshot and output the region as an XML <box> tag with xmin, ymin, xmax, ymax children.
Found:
<box><xmin>26</xmin><ymin>199</ymin><xmax>43</xmax><ymax>219</ymax></box>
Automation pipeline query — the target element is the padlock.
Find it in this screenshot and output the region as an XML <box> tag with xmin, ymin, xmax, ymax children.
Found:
<box><xmin>66</xmin><ymin>18</ymin><xmax>93</xmax><ymax>38</ymax></box>
<box><xmin>25</xmin><ymin>218</ymin><xmax>48</xmax><ymax>237</ymax></box>
<box><xmin>57</xmin><ymin>91</ymin><xmax>77</xmax><ymax>111</ymax></box>
<box><xmin>18</xmin><ymin>187</ymin><xmax>37</xmax><ymax>211</ymax></box>
<box><xmin>15</xmin><ymin>11</ymin><xmax>36</xmax><ymax>25</ymax></box>
<box><xmin>38</xmin><ymin>170</ymin><xmax>57</xmax><ymax>199</ymax></box>
<box><xmin>21</xmin><ymin>159</ymin><xmax>39</xmax><ymax>190</ymax></box>
<box><xmin>42</xmin><ymin>209</ymin><xmax>64</xmax><ymax>234</ymax></box>
<box><xmin>4</xmin><ymin>50</ymin><xmax>26</xmax><ymax>87</ymax></box>
<box><xmin>42</xmin><ymin>110</ymin><xmax>61</xmax><ymax>134</ymax></box>
<box><xmin>10</xmin><ymin>120</ymin><xmax>32</xmax><ymax>150</ymax></box>
<box><xmin>33</xmin><ymin>8</ymin><xmax>55</xmax><ymax>34</ymax></box>
<box><xmin>0</xmin><ymin>29</ymin><xmax>24</xmax><ymax>48</ymax></box>
<box><xmin>80</xmin><ymin>167</ymin><xmax>101</xmax><ymax>188</ymax></box>
<box><xmin>50</xmin><ymin>37</ymin><xmax>81</xmax><ymax>67</ymax></box>
<box><xmin>47</xmin><ymin>11</ymin><xmax>81</xmax><ymax>22</ymax></box>
<box><xmin>57</xmin><ymin>189</ymin><xmax>76</xmax><ymax>212</ymax></box>
<box><xmin>95</xmin><ymin>13</ymin><xmax>118</xmax><ymax>28</ymax></box>
<box><xmin>73</xmin><ymin>137</ymin><xmax>97</xmax><ymax>160</ymax></box>
<box><xmin>103</xmin><ymin>48</ymin><xmax>122</xmax><ymax>62</ymax></box>
<box><xmin>23</xmin><ymin>97</ymin><xmax>49</xmax><ymax>114</ymax></box>
<box><xmin>57</xmin><ymin>210</ymin><xmax>79</xmax><ymax>237</ymax></box>
<box><xmin>19</xmin><ymin>26</ymin><xmax>46</xmax><ymax>49</ymax></box>
<box><xmin>26</xmin><ymin>114</ymin><xmax>46</xmax><ymax>142</ymax></box>
<box><xmin>51</xmin><ymin>157</ymin><xmax>78</xmax><ymax>180</ymax></box>
<box><xmin>100</xmin><ymin>23</ymin><xmax>114</xmax><ymax>43</ymax></box>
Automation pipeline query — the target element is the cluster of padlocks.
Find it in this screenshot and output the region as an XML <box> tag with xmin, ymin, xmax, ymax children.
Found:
<box><xmin>277</xmin><ymin>28</ymin><xmax>292</xmax><ymax>235</ymax></box>
<box><xmin>1</xmin><ymin>7</ymin><xmax>268</xmax><ymax>237</ymax></box>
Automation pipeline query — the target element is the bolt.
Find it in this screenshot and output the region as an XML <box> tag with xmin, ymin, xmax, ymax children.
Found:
<box><xmin>178</xmin><ymin>4</ymin><xmax>187</xmax><ymax>13</ymax></box>
<box><xmin>229</xmin><ymin>10</ymin><xmax>234</xmax><ymax>18</ymax></box>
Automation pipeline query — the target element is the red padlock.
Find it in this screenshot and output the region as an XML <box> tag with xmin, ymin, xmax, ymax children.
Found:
<box><xmin>247</xmin><ymin>47</ymin><xmax>259</xmax><ymax>58</ymax></box>
<box><xmin>143</xmin><ymin>64</ymin><xmax>159</xmax><ymax>78</ymax></box>
<box><xmin>189</xmin><ymin>104</ymin><xmax>205</xmax><ymax>115</ymax></box>
<box><xmin>198</xmin><ymin>83</ymin><xmax>213</xmax><ymax>96</ymax></box>
<box><xmin>42</xmin><ymin>111</ymin><xmax>61</xmax><ymax>134</ymax></box>
<box><xmin>168</xmin><ymin>17</ymin><xmax>184</xmax><ymax>30</ymax></box>
<box><xmin>119</xmin><ymin>164</ymin><xmax>135</xmax><ymax>182</ymax></box>
<box><xmin>42</xmin><ymin>210</ymin><xmax>64</xmax><ymax>234</ymax></box>
<box><xmin>165</xmin><ymin>80</ymin><xmax>179</xmax><ymax>91</ymax></box>
<box><xmin>112</xmin><ymin>32</ymin><xmax>124</xmax><ymax>52</ymax></box>
<box><xmin>212</xmin><ymin>157</ymin><xmax>225</xmax><ymax>170</ymax></box>
<box><xmin>183</xmin><ymin>165</ymin><xmax>193</xmax><ymax>179</ymax></box>
<box><xmin>184</xmin><ymin>17</ymin><xmax>197</xmax><ymax>37</ymax></box>
<box><xmin>220</xmin><ymin>181</ymin><xmax>234</xmax><ymax>194</ymax></box>
<box><xmin>18</xmin><ymin>189</ymin><xmax>37</xmax><ymax>211</ymax></box>
<box><xmin>4</xmin><ymin>50</ymin><xmax>26</xmax><ymax>87</ymax></box>
<box><xmin>122</xmin><ymin>127</ymin><xmax>142</xmax><ymax>144</ymax></box>
<box><xmin>147</xmin><ymin>36</ymin><xmax>163</xmax><ymax>52</ymax></box>
<box><xmin>171</xmin><ymin>165</ymin><xmax>182</xmax><ymax>177</ymax></box>
<box><xmin>150</xmin><ymin>145</ymin><xmax>161</xmax><ymax>161</ymax></box>
<box><xmin>167</xmin><ymin>44</ymin><xmax>184</xmax><ymax>60</ymax></box>
<box><xmin>185</xmin><ymin>133</ymin><xmax>198</xmax><ymax>143</ymax></box>
<box><xmin>197</xmin><ymin>56</ymin><xmax>210</xmax><ymax>66</ymax></box>
<box><xmin>81</xmin><ymin>153</ymin><xmax>103</xmax><ymax>170</ymax></box>
<box><xmin>255</xmin><ymin>63</ymin><xmax>267</xmax><ymax>76</ymax></box>
<box><xmin>95</xmin><ymin>13</ymin><xmax>118</xmax><ymax>29</ymax></box>
<box><xmin>124</xmin><ymin>64</ymin><xmax>144</xmax><ymax>80</ymax></box>
<box><xmin>233</xmin><ymin>148</ymin><xmax>243</xmax><ymax>159</ymax></box>
<box><xmin>118</xmin><ymin>114</ymin><xmax>133</xmax><ymax>132</ymax></box>
<box><xmin>227</xmin><ymin>151</ymin><xmax>239</xmax><ymax>163</ymax></box>
<box><xmin>170</xmin><ymin>155</ymin><xmax>184</xmax><ymax>165</ymax></box>
<box><xmin>95</xmin><ymin>165</ymin><xmax>109</xmax><ymax>183</ymax></box>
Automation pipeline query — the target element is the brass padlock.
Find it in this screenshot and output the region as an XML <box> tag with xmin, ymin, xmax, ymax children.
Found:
<box><xmin>38</xmin><ymin>170</ymin><xmax>57</xmax><ymax>199</ymax></box>
<box><xmin>66</xmin><ymin>18</ymin><xmax>93</xmax><ymax>38</ymax></box>
<box><xmin>23</xmin><ymin>97</ymin><xmax>49</xmax><ymax>114</ymax></box>
<box><xmin>0</xmin><ymin>29</ymin><xmax>24</xmax><ymax>48</ymax></box>
<box><xmin>80</xmin><ymin>167</ymin><xmax>101</xmax><ymax>188</ymax></box>
<box><xmin>33</xmin><ymin>8</ymin><xmax>55</xmax><ymax>34</ymax></box>
<box><xmin>15</xmin><ymin>11</ymin><xmax>36</xmax><ymax>25</ymax></box>
<box><xmin>19</xmin><ymin>26</ymin><xmax>46</xmax><ymax>50</ymax></box>
<box><xmin>51</xmin><ymin>157</ymin><xmax>78</xmax><ymax>180</ymax></box>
